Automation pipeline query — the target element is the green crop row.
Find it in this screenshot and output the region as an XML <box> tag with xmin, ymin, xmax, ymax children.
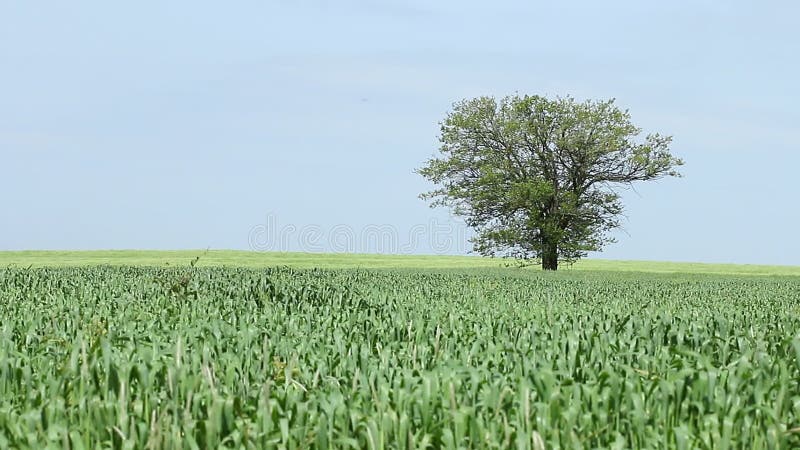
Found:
<box><xmin>0</xmin><ymin>266</ymin><xmax>799</xmax><ymax>449</ymax></box>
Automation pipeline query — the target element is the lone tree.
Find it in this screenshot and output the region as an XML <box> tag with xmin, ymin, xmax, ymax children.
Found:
<box><xmin>417</xmin><ymin>95</ymin><xmax>683</xmax><ymax>270</ymax></box>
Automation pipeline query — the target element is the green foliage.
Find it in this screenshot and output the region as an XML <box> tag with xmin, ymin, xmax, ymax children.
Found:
<box><xmin>418</xmin><ymin>94</ymin><xmax>684</xmax><ymax>269</ymax></box>
<box><xmin>1</xmin><ymin>266</ymin><xmax>799</xmax><ymax>448</ymax></box>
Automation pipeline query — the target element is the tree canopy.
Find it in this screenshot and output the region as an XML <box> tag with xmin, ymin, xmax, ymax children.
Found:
<box><xmin>417</xmin><ymin>95</ymin><xmax>683</xmax><ymax>270</ymax></box>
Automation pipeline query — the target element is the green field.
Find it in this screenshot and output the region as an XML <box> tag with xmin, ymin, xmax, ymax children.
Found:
<box><xmin>2</xmin><ymin>250</ymin><xmax>800</xmax><ymax>276</ymax></box>
<box><xmin>1</xmin><ymin>253</ymin><xmax>800</xmax><ymax>448</ymax></box>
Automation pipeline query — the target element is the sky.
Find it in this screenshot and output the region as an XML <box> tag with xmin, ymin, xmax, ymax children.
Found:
<box><xmin>1</xmin><ymin>0</ymin><xmax>799</xmax><ymax>265</ymax></box>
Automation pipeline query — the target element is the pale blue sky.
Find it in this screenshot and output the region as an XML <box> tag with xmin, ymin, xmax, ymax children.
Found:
<box><xmin>2</xmin><ymin>1</ymin><xmax>798</xmax><ymax>264</ymax></box>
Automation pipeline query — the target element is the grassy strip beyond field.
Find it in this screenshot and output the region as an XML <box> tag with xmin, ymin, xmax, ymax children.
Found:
<box><xmin>0</xmin><ymin>250</ymin><xmax>798</xmax><ymax>276</ymax></box>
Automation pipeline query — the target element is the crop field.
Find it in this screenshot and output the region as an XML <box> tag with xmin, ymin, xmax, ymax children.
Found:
<box><xmin>1</xmin><ymin>262</ymin><xmax>800</xmax><ymax>448</ymax></box>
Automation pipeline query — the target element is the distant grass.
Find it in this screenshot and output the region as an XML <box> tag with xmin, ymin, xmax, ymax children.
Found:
<box><xmin>1</xmin><ymin>250</ymin><xmax>798</xmax><ymax>276</ymax></box>
<box><xmin>0</xmin><ymin>250</ymin><xmax>503</xmax><ymax>270</ymax></box>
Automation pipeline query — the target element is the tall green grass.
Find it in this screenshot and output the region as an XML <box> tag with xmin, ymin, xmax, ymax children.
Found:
<box><xmin>1</xmin><ymin>266</ymin><xmax>799</xmax><ymax>448</ymax></box>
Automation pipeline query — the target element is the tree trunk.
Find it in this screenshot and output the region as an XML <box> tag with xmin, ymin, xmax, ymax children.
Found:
<box><xmin>541</xmin><ymin>240</ymin><xmax>558</xmax><ymax>271</ymax></box>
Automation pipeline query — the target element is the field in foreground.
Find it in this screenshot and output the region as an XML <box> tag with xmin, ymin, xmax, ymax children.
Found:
<box><xmin>2</xmin><ymin>250</ymin><xmax>800</xmax><ymax>276</ymax></box>
<box><xmin>1</xmin><ymin>265</ymin><xmax>799</xmax><ymax>449</ymax></box>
